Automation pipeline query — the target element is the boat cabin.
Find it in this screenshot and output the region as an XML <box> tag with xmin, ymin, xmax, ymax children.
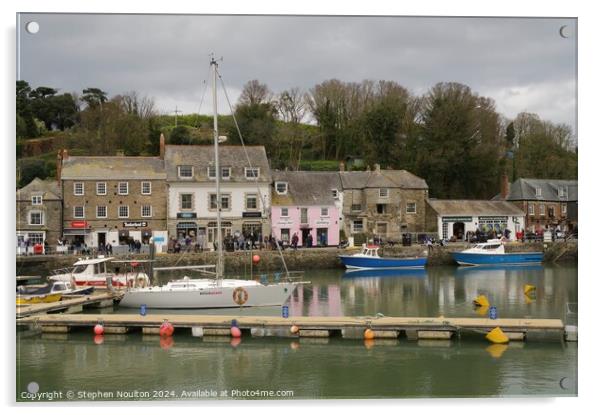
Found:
<box><xmin>359</xmin><ymin>244</ymin><xmax>381</xmax><ymax>257</ymax></box>
<box><xmin>70</xmin><ymin>256</ymin><xmax>114</xmax><ymax>276</ymax></box>
<box><xmin>468</xmin><ymin>239</ymin><xmax>506</xmax><ymax>254</ymax></box>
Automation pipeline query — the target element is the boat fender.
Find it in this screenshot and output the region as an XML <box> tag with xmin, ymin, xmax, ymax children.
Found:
<box><xmin>485</xmin><ymin>327</ymin><xmax>509</xmax><ymax>344</ymax></box>
<box><xmin>94</xmin><ymin>324</ymin><xmax>104</xmax><ymax>335</ymax></box>
<box><xmin>364</xmin><ymin>328</ymin><xmax>375</xmax><ymax>340</ymax></box>
<box><xmin>230</xmin><ymin>326</ymin><xmax>242</xmax><ymax>338</ymax></box>
<box><xmin>160</xmin><ymin>321</ymin><xmax>174</xmax><ymax>337</ymax></box>
<box><xmin>290</xmin><ymin>325</ymin><xmax>299</xmax><ymax>334</ymax></box>
<box><xmin>252</xmin><ymin>255</ymin><xmax>260</xmax><ymax>264</ymax></box>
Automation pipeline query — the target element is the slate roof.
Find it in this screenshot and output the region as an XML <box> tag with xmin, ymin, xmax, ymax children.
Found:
<box><xmin>60</xmin><ymin>157</ymin><xmax>165</xmax><ymax>180</ymax></box>
<box><xmin>16</xmin><ymin>177</ymin><xmax>61</xmax><ymax>200</ymax></box>
<box><xmin>427</xmin><ymin>199</ymin><xmax>525</xmax><ymax>217</ymax></box>
<box><xmin>339</xmin><ymin>170</ymin><xmax>428</xmax><ymax>189</ymax></box>
<box><xmin>165</xmin><ymin>145</ymin><xmax>271</xmax><ymax>182</ymax></box>
<box><xmin>494</xmin><ymin>178</ymin><xmax>578</xmax><ymax>202</ymax></box>
<box><xmin>271</xmin><ymin>171</ymin><xmax>341</xmax><ymax>206</ymax></box>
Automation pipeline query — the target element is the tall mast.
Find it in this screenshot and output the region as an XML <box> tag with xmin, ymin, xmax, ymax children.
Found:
<box><xmin>211</xmin><ymin>57</ymin><xmax>223</xmax><ymax>279</ymax></box>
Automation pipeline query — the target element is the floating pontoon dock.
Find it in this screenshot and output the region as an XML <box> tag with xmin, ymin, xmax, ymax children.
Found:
<box><xmin>17</xmin><ymin>313</ymin><xmax>569</xmax><ymax>341</ymax></box>
<box><xmin>16</xmin><ymin>292</ymin><xmax>123</xmax><ymax>318</ymax></box>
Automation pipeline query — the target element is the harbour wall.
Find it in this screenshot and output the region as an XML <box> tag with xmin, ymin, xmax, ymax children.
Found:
<box><xmin>16</xmin><ymin>241</ymin><xmax>577</xmax><ymax>275</ymax></box>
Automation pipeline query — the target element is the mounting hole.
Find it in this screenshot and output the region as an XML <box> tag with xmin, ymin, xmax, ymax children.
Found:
<box><xmin>26</xmin><ymin>21</ymin><xmax>40</xmax><ymax>34</ymax></box>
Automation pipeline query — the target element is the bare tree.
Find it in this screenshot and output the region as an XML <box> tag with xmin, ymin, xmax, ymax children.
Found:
<box><xmin>238</xmin><ymin>80</ymin><xmax>272</xmax><ymax>106</ymax></box>
<box><xmin>276</xmin><ymin>87</ymin><xmax>307</xmax><ymax>124</ymax></box>
<box><xmin>116</xmin><ymin>91</ymin><xmax>157</xmax><ymax>119</ymax></box>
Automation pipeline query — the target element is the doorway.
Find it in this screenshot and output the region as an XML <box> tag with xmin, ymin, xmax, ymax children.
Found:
<box><xmin>98</xmin><ymin>232</ymin><xmax>106</xmax><ymax>248</ymax></box>
<box><xmin>452</xmin><ymin>222</ymin><xmax>465</xmax><ymax>240</ymax></box>
<box><xmin>317</xmin><ymin>228</ymin><xmax>328</xmax><ymax>246</ymax></box>
<box><xmin>301</xmin><ymin>228</ymin><xmax>312</xmax><ymax>246</ymax></box>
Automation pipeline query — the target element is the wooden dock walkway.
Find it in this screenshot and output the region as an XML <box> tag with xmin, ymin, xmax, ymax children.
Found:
<box><xmin>17</xmin><ymin>313</ymin><xmax>566</xmax><ymax>341</ymax></box>
<box><xmin>16</xmin><ymin>292</ymin><xmax>122</xmax><ymax>318</ymax></box>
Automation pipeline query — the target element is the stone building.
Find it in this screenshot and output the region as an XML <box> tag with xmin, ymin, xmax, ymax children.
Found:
<box><xmin>339</xmin><ymin>164</ymin><xmax>429</xmax><ymax>241</ymax></box>
<box><xmin>271</xmin><ymin>171</ymin><xmax>342</xmax><ymax>247</ymax></box>
<box><xmin>165</xmin><ymin>145</ymin><xmax>272</xmax><ymax>248</ymax></box>
<box><xmin>426</xmin><ymin>199</ymin><xmax>525</xmax><ymax>241</ymax></box>
<box><xmin>494</xmin><ymin>176</ymin><xmax>578</xmax><ymax>233</ymax></box>
<box><xmin>16</xmin><ymin>177</ymin><xmax>62</xmax><ymax>253</ymax></box>
<box><xmin>59</xmin><ymin>149</ymin><xmax>168</xmax><ymax>250</ymax></box>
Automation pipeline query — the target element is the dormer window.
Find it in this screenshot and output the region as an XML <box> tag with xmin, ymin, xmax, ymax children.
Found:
<box><xmin>245</xmin><ymin>167</ymin><xmax>260</xmax><ymax>180</ymax></box>
<box><xmin>178</xmin><ymin>165</ymin><xmax>193</xmax><ymax>179</ymax></box>
<box><xmin>275</xmin><ymin>182</ymin><xmax>288</xmax><ymax>195</ymax></box>
<box><xmin>558</xmin><ymin>186</ymin><xmax>568</xmax><ymax>198</ymax></box>
<box><xmin>31</xmin><ymin>195</ymin><xmax>42</xmax><ymax>205</ymax></box>
<box><xmin>535</xmin><ymin>187</ymin><xmax>542</xmax><ymax>197</ymax></box>
<box><xmin>208</xmin><ymin>166</ymin><xmax>216</xmax><ymax>179</ymax></box>
<box><xmin>221</xmin><ymin>167</ymin><xmax>231</xmax><ymax>180</ymax></box>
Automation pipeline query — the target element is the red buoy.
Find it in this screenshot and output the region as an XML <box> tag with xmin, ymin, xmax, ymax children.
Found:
<box><xmin>94</xmin><ymin>324</ymin><xmax>104</xmax><ymax>335</ymax></box>
<box><xmin>160</xmin><ymin>322</ymin><xmax>174</xmax><ymax>337</ymax></box>
<box><xmin>252</xmin><ymin>255</ymin><xmax>260</xmax><ymax>264</ymax></box>
<box><xmin>230</xmin><ymin>326</ymin><xmax>242</xmax><ymax>338</ymax></box>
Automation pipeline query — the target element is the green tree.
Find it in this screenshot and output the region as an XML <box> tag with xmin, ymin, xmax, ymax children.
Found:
<box><xmin>169</xmin><ymin>126</ymin><xmax>193</xmax><ymax>144</ymax></box>
<box><xmin>81</xmin><ymin>87</ymin><xmax>108</xmax><ymax>109</ymax></box>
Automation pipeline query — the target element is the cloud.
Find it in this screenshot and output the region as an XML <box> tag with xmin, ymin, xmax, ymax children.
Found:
<box><xmin>17</xmin><ymin>14</ymin><xmax>577</xmax><ymax>131</ymax></box>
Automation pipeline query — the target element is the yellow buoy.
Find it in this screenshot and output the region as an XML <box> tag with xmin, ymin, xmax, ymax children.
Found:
<box><xmin>486</xmin><ymin>343</ymin><xmax>508</xmax><ymax>358</ymax></box>
<box><xmin>486</xmin><ymin>327</ymin><xmax>509</xmax><ymax>344</ymax></box>
<box><xmin>364</xmin><ymin>328</ymin><xmax>375</xmax><ymax>340</ymax></box>
<box><xmin>523</xmin><ymin>284</ymin><xmax>536</xmax><ymax>295</ymax></box>
<box><xmin>473</xmin><ymin>295</ymin><xmax>490</xmax><ymax>308</ymax></box>
<box><xmin>475</xmin><ymin>305</ymin><xmax>490</xmax><ymax>316</ymax></box>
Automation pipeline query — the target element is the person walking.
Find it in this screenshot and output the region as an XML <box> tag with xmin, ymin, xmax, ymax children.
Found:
<box><xmin>291</xmin><ymin>232</ymin><xmax>299</xmax><ymax>251</ymax></box>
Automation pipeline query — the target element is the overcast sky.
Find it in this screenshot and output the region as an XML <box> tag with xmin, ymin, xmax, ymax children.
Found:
<box><xmin>17</xmin><ymin>13</ymin><xmax>577</xmax><ymax>133</ymax></box>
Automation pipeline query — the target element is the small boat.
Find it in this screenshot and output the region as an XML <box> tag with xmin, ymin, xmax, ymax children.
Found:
<box><xmin>17</xmin><ymin>280</ymin><xmax>95</xmax><ymax>297</ymax></box>
<box><xmin>50</xmin><ymin>256</ymin><xmax>150</xmax><ymax>288</ymax></box>
<box><xmin>452</xmin><ymin>239</ymin><xmax>544</xmax><ymax>266</ymax></box>
<box><xmin>339</xmin><ymin>244</ymin><xmax>427</xmax><ymax>269</ymax></box>
<box><xmin>16</xmin><ymin>293</ymin><xmax>62</xmax><ymax>305</ymax></box>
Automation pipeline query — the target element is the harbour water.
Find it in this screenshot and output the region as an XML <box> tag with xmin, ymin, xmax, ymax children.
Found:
<box><xmin>16</xmin><ymin>265</ymin><xmax>578</xmax><ymax>400</ymax></box>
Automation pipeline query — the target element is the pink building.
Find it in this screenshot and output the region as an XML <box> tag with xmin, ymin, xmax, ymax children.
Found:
<box><xmin>271</xmin><ymin>171</ymin><xmax>341</xmax><ymax>247</ymax></box>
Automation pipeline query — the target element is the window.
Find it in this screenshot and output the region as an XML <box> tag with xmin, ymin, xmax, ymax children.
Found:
<box><xmin>94</xmin><ymin>182</ymin><xmax>106</xmax><ymax>195</ymax></box>
<box><xmin>321</xmin><ymin>207</ymin><xmax>329</xmax><ymax>216</ymax></box>
<box><xmin>141</xmin><ymin>181</ymin><xmax>152</xmax><ymax>195</ymax></box>
<box><xmin>351</xmin><ymin>204</ymin><xmax>362</xmax><ymax>212</ymax></box>
<box><xmin>221</xmin><ymin>167</ymin><xmax>231</xmax><ymax>179</ymax></box>
<box><xmin>178</xmin><ymin>165</ymin><xmax>193</xmax><ymax>178</ymax></box>
<box><xmin>180</xmin><ymin>194</ymin><xmax>193</xmax><ymax>210</ymax></box>
<box><xmin>73</xmin><ymin>182</ymin><xmax>84</xmax><ymax>195</ymax></box>
<box><xmin>275</xmin><ymin>182</ymin><xmax>288</xmax><ymax>194</ymax></box>
<box><xmin>207</xmin><ymin>166</ymin><xmax>216</xmax><ymax>178</ymax></box>
<box><xmin>281</xmin><ymin>208</ymin><xmax>289</xmax><ymax>217</ymax></box>
<box><xmin>141</xmin><ymin>205</ymin><xmax>152</xmax><ymax>218</ymax></box>
<box><xmin>379</xmin><ymin>188</ymin><xmax>389</xmax><ymax>198</ymax></box>
<box><xmin>118</xmin><ymin>182</ymin><xmax>129</xmax><ymax>195</ymax></box>
<box><xmin>535</xmin><ymin>187</ymin><xmax>542</xmax><ymax>197</ymax></box>
<box><xmin>352</xmin><ymin>220</ymin><xmax>364</xmax><ymax>233</ymax></box>
<box><xmin>331</xmin><ymin>189</ymin><xmax>339</xmax><ymax>198</ymax></box>
<box><xmin>31</xmin><ymin>195</ymin><xmax>43</xmax><ymax>205</ymax></box>
<box><xmin>558</xmin><ymin>186</ymin><xmax>567</xmax><ymax>198</ymax></box>
<box><xmin>539</xmin><ymin>204</ymin><xmax>545</xmax><ymax>216</ymax></box>
<box><xmin>528</xmin><ymin>204</ymin><xmax>534</xmax><ymax>215</ymax></box>
<box><xmin>29</xmin><ymin>211</ymin><xmax>43</xmax><ymax>225</ymax></box>
<box><xmin>27</xmin><ymin>232</ymin><xmax>44</xmax><ymax>245</ymax></box>
<box><xmin>73</xmin><ymin>206</ymin><xmax>85</xmax><ymax>218</ymax></box>
<box><xmin>561</xmin><ymin>204</ymin><xmax>567</xmax><ymax>215</ymax></box>
<box><xmin>210</xmin><ymin>194</ymin><xmax>230</xmax><ymax>210</ymax></box>
<box><xmin>118</xmin><ymin>205</ymin><xmax>129</xmax><ymax>218</ymax></box>
<box><xmin>406</xmin><ymin>202</ymin><xmax>417</xmax><ymax>214</ymax></box>
<box><xmin>300</xmin><ymin>208</ymin><xmax>308</xmax><ymax>224</ymax></box>
<box><xmin>280</xmin><ymin>229</ymin><xmax>290</xmax><ymax>242</ymax></box>
<box><xmin>245</xmin><ymin>167</ymin><xmax>260</xmax><ymax>180</ymax></box>
<box><xmin>246</xmin><ymin>194</ymin><xmax>258</xmax><ymax>210</ymax></box>
<box><xmin>376</xmin><ymin>204</ymin><xmax>387</xmax><ymax>214</ymax></box>
<box><xmin>96</xmin><ymin>206</ymin><xmax>107</xmax><ymax>218</ymax></box>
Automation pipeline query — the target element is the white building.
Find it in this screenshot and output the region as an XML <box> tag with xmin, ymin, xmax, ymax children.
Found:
<box><xmin>165</xmin><ymin>145</ymin><xmax>272</xmax><ymax>248</ymax></box>
<box><xmin>426</xmin><ymin>199</ymin><xmax>526</xmax><ymax>241</ymax></box>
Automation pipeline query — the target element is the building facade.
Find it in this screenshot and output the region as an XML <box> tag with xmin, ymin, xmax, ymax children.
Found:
<box><xmin>339</xmin><ymin>165</ymin><xmax>429</xmax><ymax>241</ymax></box>
<box><xmin>495</xmin><ymin>177</ymin><xmax>578</xmax><ymax>233</ymax></box>
<box><xmin>165</xmin><ymin>145</ymin><xmax>272</xmax><ymax>248</ymax></box>
<box><xmin>426</xmin><ymin>199</ymin><xmax>526</xmax><ymax>241</ymax></box>
<box><xmin>271</xmin><ymin>171</ymin><xmax>341</xmax><ymax>247</ymax></box>
<box><xmin>16</xmin><ymin>177</ymin><xmax>62</xmax><ymax>253</ymax></box>
<box><xmin>59</xmin><ymin>150</ymin><xmax>168</xmax><ymax>250</ymax></box>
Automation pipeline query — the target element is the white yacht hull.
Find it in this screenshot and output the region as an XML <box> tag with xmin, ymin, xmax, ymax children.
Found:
<box><xmin>119</xmin><ymin>280</ymin><xmax>300</xmax><ymax>309</ymax></box>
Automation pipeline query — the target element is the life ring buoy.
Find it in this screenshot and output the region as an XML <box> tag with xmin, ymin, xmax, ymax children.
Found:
<box><xmin>232</xmin><ymin>287</ymin><xmax>249</xmax><ymax>306</ymax></box>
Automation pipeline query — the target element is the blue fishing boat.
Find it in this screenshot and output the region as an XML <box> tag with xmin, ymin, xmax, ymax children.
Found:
<box><xmin>339</xmin><ymin>244</ymin><xmax>427</xmax><ymax>269</ymax></box>
<box><xmin>452</xmin><ymin>239</ymin><xmax>543</xmax><ymax>266</ymax></box>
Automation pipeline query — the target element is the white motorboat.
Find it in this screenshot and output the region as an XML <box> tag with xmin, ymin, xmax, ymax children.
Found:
<box><xmin>49</xmin><ymin>256</ymin><xmax>150</xmax><ymax>288</ymax></box>
<box><xmin>119</xmin><ymin>58</ymin><xmax>308</xmax><ymax>309</ymax></box>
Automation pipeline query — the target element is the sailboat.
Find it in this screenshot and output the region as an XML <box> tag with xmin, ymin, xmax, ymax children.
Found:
<box><xmin>119</xmin><ymin>58</ymin><xmax>307</xmax><ymax>309</ymax></box>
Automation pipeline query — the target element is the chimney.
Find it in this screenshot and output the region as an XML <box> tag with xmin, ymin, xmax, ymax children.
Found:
<box><xmin>339</xmin><ymin>161</ymin><xmax>345</xmax><ymax>172</ymax></box>
<box><xmin>159</xmin><ymin>133</ymin><xmax>165</xmax><ymax>159</ymax></box>
<box><xmin>500</xmin><ymin>173</ymin><xmax>509</xmax><ymax>200</ymax></box>
<box><xmin>374</xmin><ymin>163</ymin><xmax>381</xmax><ymax>172</ymax></box>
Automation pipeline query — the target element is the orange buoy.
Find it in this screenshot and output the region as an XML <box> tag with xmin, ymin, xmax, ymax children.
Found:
<box><xmin>230</xmin><ymin>326</ymin><xmax>242</xmax><ymax>338</ymax></box>
<box><xmin>290</xmin><ymin>325</ymin><xmax>299</xmax><ymax>334</ymax></box>
<box><xmin>160</xmin><ymin>322</ymin><xmax>174</xmax><ymax>337</ymax></box>
<box><xmin>93</xmin><ymin>334</ymin><xmax>104</xmax><ymax>345</ymax></box>
<box><xmin>252</xmin><ymin>255</ymin><xmax>260</xmax><ymax>264</ymax></box>
<box><xmin>364</xmin><ymin>328</ymin><xmax>375</xmax><ymax>340</ymax></box>
<box><xmin>94</xmin><ymin>324</ymin><xmax>104</xmax><ymax>335</ymax></box>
